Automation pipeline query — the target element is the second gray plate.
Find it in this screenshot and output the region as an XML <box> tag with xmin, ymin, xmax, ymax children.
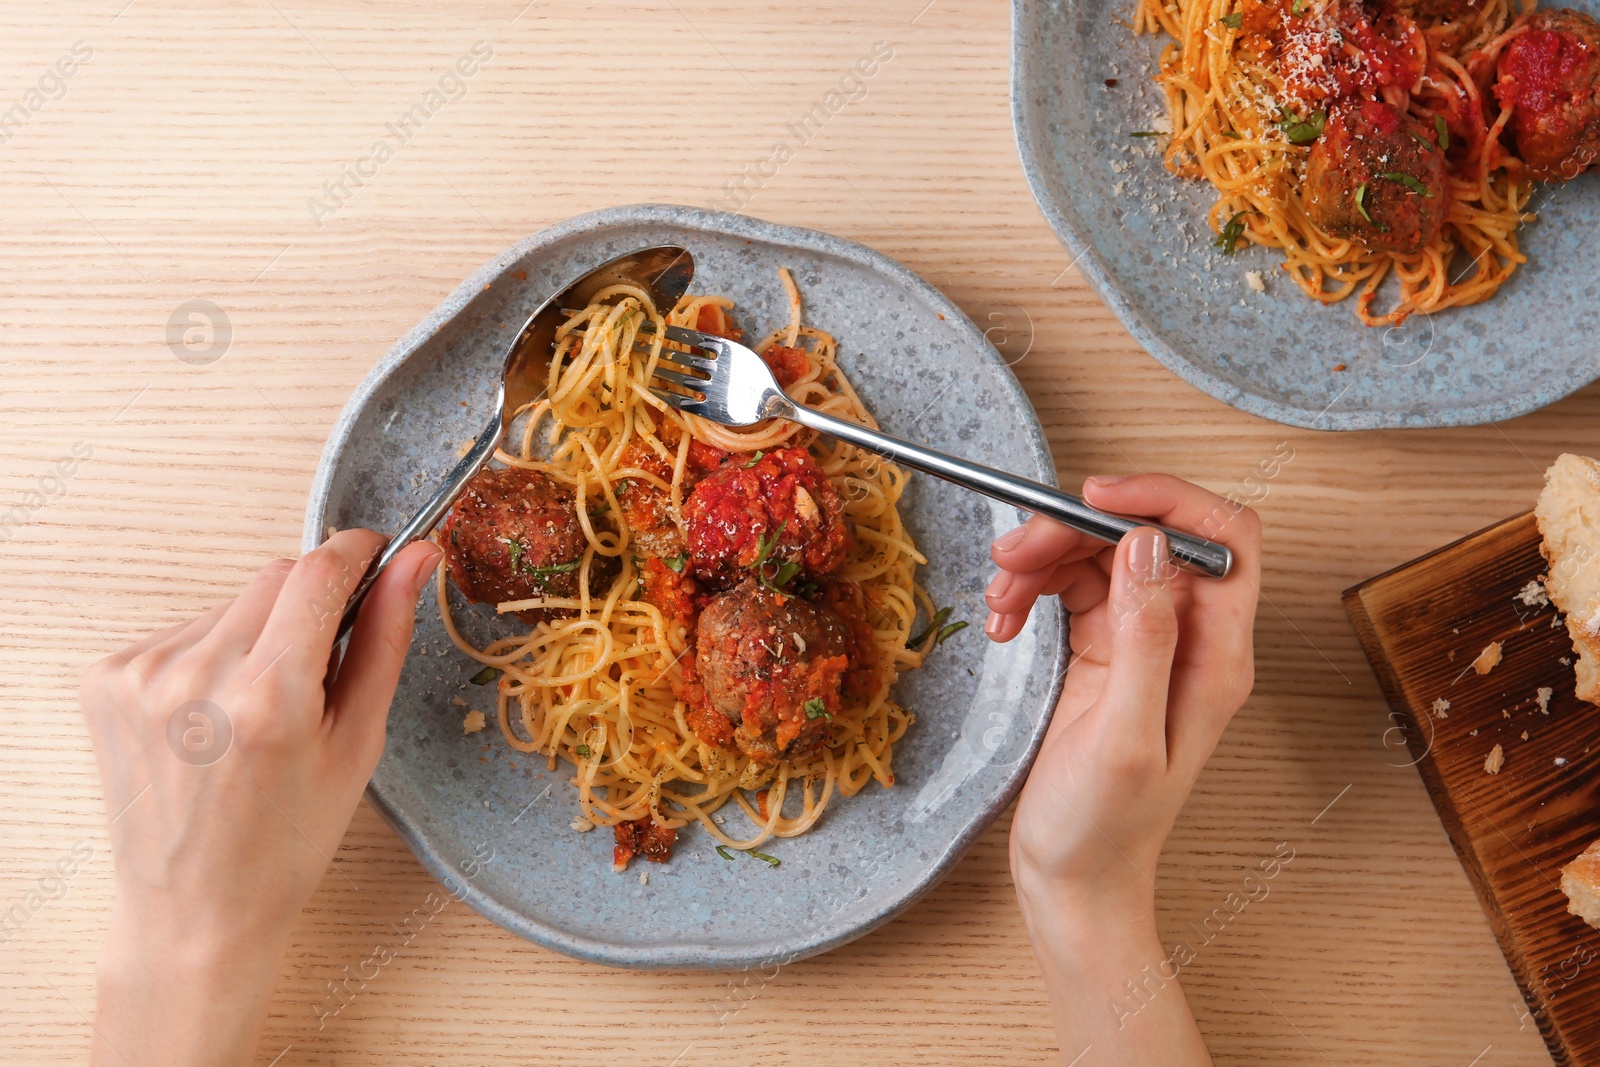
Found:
<box><xmin>1013</xmin><ymin>0</ymin><xmax>1600</xmax><ymax>430</ymax></box>
<box><xmin>302</xmin><ymin>204</ymin><xmax>1067</xmax><ymax>970</ymax></box>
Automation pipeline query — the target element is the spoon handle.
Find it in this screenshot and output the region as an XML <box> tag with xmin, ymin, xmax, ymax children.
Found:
<box><xmin>334</xmin><ymin>410</ymin><xmax>503</xmax><ymax>643</ymax></box>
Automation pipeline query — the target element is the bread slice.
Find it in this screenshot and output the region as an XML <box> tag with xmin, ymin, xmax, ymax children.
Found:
<box><xmin>1535</xmin><ymin>453</ymin><xmax>1600</xmax><ymax>704</ymax></box>
<box><xmin>1564</xmin><ymin>839</ymin><xmax>1600</xmax><ymax>930</ymax></box>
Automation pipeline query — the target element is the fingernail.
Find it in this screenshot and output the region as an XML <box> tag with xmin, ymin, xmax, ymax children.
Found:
<box><xmin>1087</xmin><ymin>474</ymin><xmax>1125</xmax><ymax>489</ymax></box>
<box><xmin>984</xmin><ymin>611</ymin><xmax>1007</xmax><ymax>637</ymax></box>
<box><xmin>1129</xmin><ymin>528</ymin><xmax>1168</xmax><ymax>583</ymax></box>
<box><xmin>985</xmin><ymin>571</ymin><xmax>1014</xmax><ymax>603</ymax></box>
<box><xmin>993</xmin><ymin>526</ymin><xmax>1026</xmax><ymax>551</ymax></box>
<box><xmin>412</xmin><ymin>545</ymin><xmax>444</xmax><ymax>593</ymax></box>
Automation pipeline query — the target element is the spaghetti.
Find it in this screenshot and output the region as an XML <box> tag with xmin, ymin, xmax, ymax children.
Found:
<box><xmin>436</xmin><ymin>270</ymin><xmax>947</xmax><ymax>867</ymax></box>
<box><xmin>1132</xmin><ymin>0</ymin><xmax>1578</xmax><ymax>325</ymax></box>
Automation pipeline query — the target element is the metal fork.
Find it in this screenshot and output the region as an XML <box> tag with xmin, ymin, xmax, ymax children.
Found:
<box><xmin>633</xmin><ymin>322</ymin><xmax>1233</xmax><ymax>578</ymax></box>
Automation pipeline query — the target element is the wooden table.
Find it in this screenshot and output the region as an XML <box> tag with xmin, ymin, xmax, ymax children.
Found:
<box><xmin>4</xmin><ymin>2</ymin><xmax>1594</xmax><ymax>1063</ymax></box>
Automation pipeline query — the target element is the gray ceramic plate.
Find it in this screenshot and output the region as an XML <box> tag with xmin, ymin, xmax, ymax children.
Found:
<box><xmin>1013</xmin><ymin>0</ymin><xmax>1600</xmax><ymax>430</ymax></box>
<box><xmin>302</xmin><ymin>205</ymin><xmax>1067</xmax><ymax>970</ymax></box>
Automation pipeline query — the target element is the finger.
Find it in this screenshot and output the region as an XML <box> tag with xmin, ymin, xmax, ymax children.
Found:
<box><xmin>989</xmin><ymin>515</ymin><xmax>1098</xmax><ymax>574</ymax></box>
<box><xmin>1081</xmin><ymin>473</ymin><xmax>1262</xmax><ymax>589</ymax></box>
<box><xmin>983</xmin><ymin>564</ymin><xmax>1054</xmax><ymax>616</ymax></box>
<box><xmin>1084</xmin><ymin>473</ymin><xmax>1261</xmax><ymax>691</ymax></box>
<box><xmin>983</xmin><ymin>609</ymin><xmax>1030</xmax><ymax>643</ymax></box>
<box><xmin>1086</xmin><ymin>527</ymin><xmax>1178</xmax><ymax>764</ymax></box>
<box><xmin>327</xmin><ymin>541</ymin><xmax>442</xmax><ymax>761</ymax></box>
<box><xmin>247</xmin><ymin>529</ymin><xmax>388</xmax><ymax>689</ymax></box>
<box><xmin>198</xmin><ymin>558</ymin><xmax>298</xmax><ymax>654</ymax></box>
<box><xmin>1042</xmin><ymin>560</ymin><xmax>1111</xmax><ymax>615</ymax></box>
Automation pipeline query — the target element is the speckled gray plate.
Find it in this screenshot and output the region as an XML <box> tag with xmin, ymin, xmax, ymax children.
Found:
<box><xmin>1013</xmin><ymin>0</ymin><xmax>1600</xmax><ymax>430</ymax></box>
<box><xmin>302</xmin><ymin>205</ymin><xmax>1067</xmax><ymax>970</ymax></box>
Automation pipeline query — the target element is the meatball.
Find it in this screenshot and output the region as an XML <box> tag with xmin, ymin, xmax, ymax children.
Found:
<box><xmin>614</xmin><ymin>435</ymin><xmax>725</xmax><ymax>559</ymax></box>
<box><xmin>440</xmin><ymin>467</ymin><xmax>613</xmax><ymax>624</ymax></box>
<box><xmin>1495</xmin><ymin>9</ymin><xmax>1600</xmax><ymax>180</ymax></box>
<box><xmin>682</xmin><ymin>447</ymin><xmax>849</xmax><ymax>589</ymax></box>
<box><xmin>1304</xmin><ymin>99</ymin><xmax>1448</xmax><ymax>253</ymax></box>
<box><xmin>689</xmin><ymin>581</ymin><xmax>850</xmax><ymax>763</ymax></box>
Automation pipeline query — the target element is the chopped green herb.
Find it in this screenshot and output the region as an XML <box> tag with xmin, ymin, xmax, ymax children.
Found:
<box><xmin>469</xmin><ymin>666</ymin><xmax>499</xmax><ymax>685</ymax></box>
<box><xmin>937</xmin><ymin>620</ymin><xmax>970</xmax><ymax>645</ymax></box>
<box><xmin>575</xmin><ymin>744</ymin><xmax>591</xmax><ymax>758</ymax></box>
<box><xmin>760</xmin><ymin>559</ymin><xmax>802</xmax><ymax>593</ymax></box>
<box><xmin>590</xmin><ymin>500</ymin><xmax>611</xmax><ymax>516</ymax></box>
<box><xmin>1218</xmin><ymin>10</ymin><xmax>1243</xmax><ymax>27</ymax></box>
<box><xmin>617</xmin><ymin>478</ymin><xmax>631</xmax><ymax>494</ymax></box>
<box><xmin>1214</xmin><ymin>210</ymin><xmax>1257</xmax><ymax>256</ymax></box>
<box><xmin>749</xmin><ymin>850</ymin><xmax>781</xmax><ymax>868</ymax></box>
<box><xmin>743</xmin><ymin>450</ymin><xmax>765</xmax><ymax>468</ymax></box>
<box><xmin>664</xmin><ymin>552</ymin><xmax>689</xmax><ymax>573</ymax></box>
<box><xmin>504</xmin><ymin>539</ymin><xmax>523</xmax><ymax>570</ymax></box>
<box><xmin>716</xmin><ymin>845</ymin><xmax>735</xmax><ymax>861</ymax></box>
<box><xmin>1277</xmin><ymin>107</ymin><xmax>1325</xmax><ymax>144</ymax></box>
<box><xmin>630</xmin><ymin>555</ymin><xmax>644</xmax><ymax>569</ymax></box>
<box><xmin>1435</xmin><ymin>114</ymin><xmax>1450</xmax><ymax>151</ymax></box>
<box><xmin>525</xmin><ymin>559</ymin><xmax>581</xmax><ymax>578</ymax></box>
<box><xmin>1353</xmin><ymin>183</ymin><xmax>1388</xmax><ymax>230</ymax></box>
<box><xmin>1220</xmin><ymin>130</ymin><xmax>1243</xmax><ymax>139</ymax></box>
<box><xmin>1129</xmin><ymin>130</ymin><xmax>1164</xmax><ymax>138</ymax></box>
<box><xmin>804</xmin><ymin>698</ymin><xmax>829</xmax><ymax>720</ymax></box>
<box><xmin>751</xmin><ymin>522</ymin><xmax>786</xmax><ymax>571</ymax></box>
<box><xmin>1380</xmin><ymin>170</ymin><xmax>1432</xmax><ymax>196</ymax></box>
<box><xmin>1291</xmin><ymin>0</ymin><xmax>1305</xmax><ymax>14</ymax></box>
<box><xmin>908</xmin><ymin>606</ymin><xmax>953</xmax><ymax>650</ymax></box>
<box><xmin>450</xmin><ymin>529</ymin><xmax>458</xmax><ymax>546</ymax></box>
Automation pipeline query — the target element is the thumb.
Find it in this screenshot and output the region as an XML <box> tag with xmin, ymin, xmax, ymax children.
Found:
<box><xmin>1087</xmin><ymin>527</ymin><xmax>1178</xmax><ymax>764</ymax></box>
<box><xmin>328</xmin><ymin>540</ymin><xmax>442</xmax><ymax>760</ymax></box>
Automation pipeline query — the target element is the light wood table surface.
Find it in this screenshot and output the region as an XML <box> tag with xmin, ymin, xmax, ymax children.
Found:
<box><xmin>4</xmin><ymin>1</ymin><xmax>1595</xmax><ymax>1064</ymax></box>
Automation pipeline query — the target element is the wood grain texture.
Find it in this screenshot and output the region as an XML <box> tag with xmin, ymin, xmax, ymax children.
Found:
<box><xmin>1345</xmin><ymin>513</ymin><xmax>1600</xmax><ymax>1067</ymax></box>
<box><xmin>2</xmin><ymin>1</ymin><xmax>1598</xmax><ymax>1064</ymax></box>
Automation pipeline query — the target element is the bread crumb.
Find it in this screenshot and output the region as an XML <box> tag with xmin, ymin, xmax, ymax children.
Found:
<box><xmin>1470</xmin><ymin>729</ymin><xmax>1478</xmax><ymax>736</ymax></box>
<box><xmin>325</xmin><ymin>524</ymin><xmax>338</xmax><ymax>540</ymax></box>
<box><xmin>1502</xmin><ymin>709</ymin><xmax>1511</xmax><ymax>719</ymax></box>
<box><xmin>1522</xmin><ymin>731</ymin><xmax>1530</xmax><ymax>740</ymax></box>
<box><xmin>639</xmin><ymin>870</ymin><xmax>649</xmax><ymax>886</ymax></box>
<box><xmin>1556</xmin><ymin>757</ymin><xmax>1569</xmax><ymax>767</ymax></box>
<box><xmin>1432</xmin><ymin>698</ymin><xmax>1451</xmax><ymax>719</ymax></box>
<box><xmin>1245</xmin><ymin>270</ymin><xmax>1265</xmax><ymax>292</ymax></box>
<box><xmin>1517</xmin><ymin>580</ymin><xmax>1549</xmax><ymax>608</ymax></box>
<box><xmin>463</xmin><ymin>710</ymin><xmax>486</xmax><ymax>734</ymax></box>
<box><xmin>1473</xmin><ymin>641</ymin><xmax>1504</xmax><ymax>675</ymax></box>
<box><xmin>1485</xmin><ymin>744</ymin><xmax>1505</xmax><ymax>774</ymax></box>
<box><xmin>1538</xmin><ymin>686</ymin><xmax>1554</xmax><ymax>714</ymax></box>
<box><xmin>450</xmin><ymin>696</ymin><xmax>469</xmax><ymax>707</ymax></box>
<box><xmin>571</xmin><ymin>816</ymin><xmax>594</xmax><ymax>832</ymax></box>
<box><xmin>1562</xmin><ymin>655</ymin><xmax>1573</xmax><ymax>665</ymax></box>
<box><xmin>1448</xmin><ymin>649</ymin><xmax>1456</xmax><ymax>661</ymax></box>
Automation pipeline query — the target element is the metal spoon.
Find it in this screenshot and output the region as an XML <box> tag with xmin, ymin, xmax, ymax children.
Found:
<box><xmin>334</xmin><ymin>245</ymin><xmax>696</xmax><ymax>641</ymax></box>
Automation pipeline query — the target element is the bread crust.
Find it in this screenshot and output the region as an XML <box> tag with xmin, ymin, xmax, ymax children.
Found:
<box><xmin>1535</xmin><ymin>453</ymin><xmax>1600</xmax><ymax>704</ymax></box>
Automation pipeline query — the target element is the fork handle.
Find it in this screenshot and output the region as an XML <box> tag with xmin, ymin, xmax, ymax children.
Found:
<box><xmin>776</xmin><ymin>401</ymin><xmax>1233</xmax><ymax>579</ymax></box>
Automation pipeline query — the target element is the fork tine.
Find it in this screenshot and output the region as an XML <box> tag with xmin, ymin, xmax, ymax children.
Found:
<box><xmin>649</xmin><ymin>386</ymin><xmax>703</xmax><ymax>413</ymax></box>
<box><xmin>629</xmin><ymin>337</ymin><xmax>718</xmax><ymax>373</ymax></box>
<box><xmin>650</xmin><ymin>366</ymin><xmax>709</xmax><ymax>391</ymax></box>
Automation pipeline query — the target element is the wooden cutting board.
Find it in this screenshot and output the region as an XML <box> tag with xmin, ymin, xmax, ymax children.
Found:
<box><xmin>1345</xmin><ymin>511</ymin><xmax>1600</xmax><ymax>1067</ymax></box>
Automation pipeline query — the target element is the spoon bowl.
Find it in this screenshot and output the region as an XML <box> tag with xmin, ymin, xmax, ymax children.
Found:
<box><xmin>335</xmin><ymin>245</ymin><xmax>695</xmax><ymax>639</ymax></box>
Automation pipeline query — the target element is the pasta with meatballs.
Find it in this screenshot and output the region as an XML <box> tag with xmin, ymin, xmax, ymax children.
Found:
<box><xmin>435</xmin><ymin>269</ymin><xmax>952</xmax><ymax>870</ymax></box>
<box><xmin>1133</xmin><ymin>0</ymin><xmax>1600</xmax><ymax>324</ymax></box>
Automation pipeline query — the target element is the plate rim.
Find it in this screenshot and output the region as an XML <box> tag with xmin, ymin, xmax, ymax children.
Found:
<box><xmin>1009</xmin><ymin>0</ymin><xmax>1600</xmax><ymax>431</ymax></box>
<box><xmin>302</xmin><ymin>202</ymin><xmax>1068</xmax><ymax>970</ymax></box>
